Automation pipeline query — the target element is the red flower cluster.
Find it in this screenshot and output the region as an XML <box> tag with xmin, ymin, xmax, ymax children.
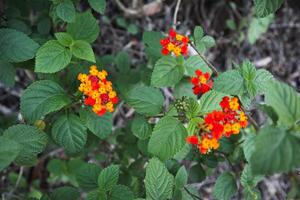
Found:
<box><xmin>78</xmin><ymin>65</ymin><xmax>118</xmax><ymax>116</ymax></box>
<box><xmin>186</xmin><ymin>96</ymin><xmax>248</xmax><ymax>154</ymax></box>
<box><xmin>190</xmin><ymin>69</ymin><xmax>213</xmax><ymax>95</ymax></box>
<box><xmin>160</xmin><ymin>28</ymin><xmax>189</xmax><ymax>56</ymax></box>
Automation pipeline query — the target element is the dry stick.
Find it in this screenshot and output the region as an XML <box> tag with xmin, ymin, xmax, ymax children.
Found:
<box><xmin>190</xmin><ymin>43</ymin><xmax>259</xmax><ymax>131</ymax></box>
<box><xmin>173</xmin><ymin>0</ymin><xmax>182</xmax><ymax>29</ymax></box>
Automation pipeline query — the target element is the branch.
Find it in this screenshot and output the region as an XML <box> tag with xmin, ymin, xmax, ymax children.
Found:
<box><xmin>173</xmin><ymin>0</ymin><xmax>182</xmax><ymax>29</ymax></box>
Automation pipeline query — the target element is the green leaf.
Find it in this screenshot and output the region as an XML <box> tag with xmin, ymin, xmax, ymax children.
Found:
<box><xmin>254</xmin><ymin>69</ymin><xmax>273</xmax><ymax>93</ymax></box>
<box><xmin>75</xmin><ymin>163</ymin><xmax>102</xmax><ymax>191</ymax></box>
<box><xmin>148</xmin><ymin>116</ymin><xmax>188</xmax><ymax>161</ymax></box>
<box><xmin>175</xmin><ymin>166</ymin><xmax>188</xmax><ymax>189</ymax></box>
<box><xmin>88</xmin><ymin>0</ymin><xmax>106</xmax><ymax>14</ymax></box>
<box><xmin>55</xmin><ymin>32</ymin><xmax>73</xmax><ymax>47</ymax></box>
<box><xmin>189</xmin><ymin>164</ymin><xmax>206</xmax><ymax>183</ymax></box>
<box><xmin>213</xmin><ymin>70</ymin><xmax>245</xmax><ymax>95</ymax></box>
<box><xmin>145</xmin><ymin>158</ymin><xmax>174</xmax><ymax>200</ymax></box>
<box><xmin>67</xmin><ymin>11</ymin><xmax>100</xmax><ymax>43</ymax></box>
<box><xmin>110</xmin><ymin>185</ymin><xmax>134</xmax><ymax>200</ymax></box>
<box><xmin>7</xmin><ymin>19</ymin><xmax>31</xmax><ymax>35</ymax></box>
<box><xmin>70</xmin><ymin>40</ymin><xmax>96</xmax><ymax>62</ymax></box>
<box><xmin>250</xmin><ymin>126</ymin><xmax>300</xmax><ymax>175</ymax></box>
<box><xmin>254</xmin><ymin>0</ymin><xmax>283</xmax><ymax>17</ymax></box>
<box><xmin>37</xmin><ymin>17</ymin><xmax>51</xmax><ymax>35</ymax></box>
<box><xmin>248</xmin><ymin>15</ymin><xmax>273</xmax><ymax>44</ymax></box>
<box><xmin>50</xmin><ymin>186</ymin><xmax>80</xmax><ymax>200</ymax></box>
<box><xmin>51</xmin><ymin>114</ymin><xmax>87</xmax><ymax>154</ymax></box>
<box><xmin>98</xmin><ymin>165</ymin><xmax>120</xmax><ymax>191</ymax></box>
<box><xmin>265</xmin><ymin>81</ymin><xmax>300</xmax><ymax>126</ymax></box>
<box><xmin>131</xmin><ymin>116</ymin><xmax>152</xmax><ymax>140</ymax></box>
<box><xmin>143</xmin><ymin>31</ymin><xmax>164</xmax><ymax>62</ymax></box>
<box><xmin>241</xmin><ymin>165</ymin><xmax>263</xmax><ymax>188</ymax></box>
<box><xmin>127</xmin><ymin>24</ymin><xmax>139</xmax><ymax>35</ymax></box>
<box><xmin>20</xmin><ymin>80</ymin><xmax>71</xmax><ymax>122</ymax></box>
<box><xmin>151</xmin><ymin>56</ymin><xmax>184</xmax><ymax>87</ymax></box>
<box><xmin>184</xmin><ymin>55</ymin><xmax>212</xmax><ymax>76</ymax></box>
<box><xmin>80</xmin><ymin>108</ymin><xmax>113</xmax><ymax>139</ymax></box>
<box><xmin>3</xmin><ymin>125</ymin><xmax>48</xmax><ymax>166</ymax></box>
<box><xmin>0</xmin><ymin>28</ymin><xmax>39</xmax><ymax>62</ymax></box>
<box><xmin>198</xmin><ymin>90</ymin><xmax>225</xmax><ymax>114</ymax></box>
<box><xmin>243</xmin><ymin>187</ymin><xmax>261</xmax><ymax>200</ymax></box>
<box><xmin>56</xmin><ymin>0</ymin><xmax>75</xmax><ymax>23</ymax></box>
<box><xmin>0</xmin><ymin>137</ymin><xmax>20</xmax><ymax>171</ymax></box>
<box><xmin>35</xmin><ymin>40</ymin><xmax>72</xmax><ymax>73</ymax></box>
<box><xmin>193</xmin><ymin>26</ymin><xmax>204</xmax><ymax>42</ymax></box>
<box><xmin>201</xmin><ymin>35</ymin><xmax>216</xmax><ymax>48</ymax></box>
<box><xmin>173</xmin><ymin>79</ymin><xmax>197</xmax><ymax>99</ymax></box>
<box><xmin>0</xmin><ymin>61</ymin><xmax>16</xmax><ymax>87</ymax></box>
<box><xmin>242</xmin><ymin>132</ymin><xmax>256</xmax><ymax>163</ymax></box>
<box><xmin>239</xmin><ymin>60</ymin><xmax>258</xmax><ymax>98</ymax></box>
<box><xmin>126</xmin><ymin>85</ymin><xmax>164</xmax><ymax>116</ymax></box>
<box><xmin>115</xmin><ymin>51</ymin><xmax>130</xmax><ymax>73</ymax></box>
<box><xmin>213</xmin><ymin>172</ymin><xmax>237</xmax><ymax>200</ymax></box>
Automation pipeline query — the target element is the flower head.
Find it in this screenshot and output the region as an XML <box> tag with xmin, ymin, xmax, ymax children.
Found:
<box><xmin>160</xmin><ymin>28</ymin><xmax>189</xmax><ymax>57</ymax></box>
<box><xmin>190</xmin><ymin>69</ymin><xmax>213</xmax><ymax>95</ymax></box>
<box><xmin>78</xmin><ymin>65</ymin><xmax>118</xmax><ymax>116</ymax></box>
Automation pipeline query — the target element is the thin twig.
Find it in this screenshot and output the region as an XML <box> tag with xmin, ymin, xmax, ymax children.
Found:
<box><xmin>184</xmin><ymin>186</ymin><xmax>202</xmax><ymax>200</ymax></box>
<box><xmin>173</xmin><ymin>0</ymin><xmax>182</xmax><ymax>29</ymax></box>
<box><xmin>6</xmin><ymin>167</ymin><xmax>24</xmax><ymax>200</ymax></box>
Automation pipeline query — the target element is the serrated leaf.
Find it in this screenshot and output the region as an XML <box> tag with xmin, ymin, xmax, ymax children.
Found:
<box><xmin>254</xmin><ymin>69</ymin><xmax>273</xmax><ymax>93</ymax></box>
<box><xmin>242</xmin><ymin>132</ymin><xmax>256</xmax><ymax>163</ymax></box>
<box><xmin>80</xmin><ymin>108</ymin><xmax>113</xmax><ymax>139</ymax></box>
<box><xmin>186</xmin><ymin>98</ymin><xmax>201</xmax><ymax>119</ymax></box>
<box><xmin>213</xmin><ymin>70</ymin><xmax>245</xmax><ymax>95</ymax></box>
<box><xmin>3</xmin><ymin>125</ymin><xmax>48</xmax><ymax>166</ymax></box>
<box><xmin>148</xmin><ymin>116</ymin><xmax>188</xmax><ymax>161</ymax></box>
<box><xmin>248</xmin><ymin>15</ymin><xmax>273</xmax><ymax>44</ymax></box>
<box><xmin>67</xmin><ymin>11</ymin><xmax>100</xmax><ymax>43</ymax></box>
<box><xmin>265</xmin><ymin>81</ymin><xmax>300</xmax><ymax>126</ymax></box>
<box><xmin>20</xmin><ymin>80</ymin><xmax>71</xmax><ymax>122</ymax></box>
<box><xmin>184</xmin><ymin>55</ymin><xmax>211</xmax><ymax>76</ymax></box>
<box><xmin>88</xmin><ymin>0</ymin><xmax>106</xmax><ymax>14</ymax></box>
<box><xmin>50</xmin><ymin>186</ymin><xmax>80</xmax><ymax>200</ymax></box>
<box><xmin>145</xmin><ymin>158</ymin><xmax>174</xmax><ymax>200</ymax></box>
<box><xmin>0</xmin><ymin>28</ymin><xmax>39</xmax><ymax>62</ymax></box>
<box><xmin>131</xmin><ymin>116</ymin><xmax>152</xmax><ymax>140</ymax></box>
<box><xmin>0</xmin><ymin>61</ymin><xmax>16</xmax><ymax>87</ymax></box>
<box><xmin>243</xmin><ymin>187</ymin><xmax>261</xmax><ymax>200</ymax></box>
<box><xmin>254</xmin><ymin>0</ymin><xmax>283</xmax><ymax>17</ymax></box>
<box><xmin>175</xmin><ymin>166</ymin><xmax>188</xmax><ymax>189</ymax></box>
<box><xmin>201</xmin><ymin>35</ymin><xmax>215</xmax><ymax>48</ymax></box>
<box><xmin>193</xmin><ymin>26</ymin><xmax>204</xmax><ymax>42</ymax></box>
<box><xmin>35</xmin><ymin>40</ymin><xmax>72</xmax><ymax>73</ymax></box>
<box><xmin>250</xmin><ymin>126</ymin><xmax>300</xmax><ymax>175</ymax></box>
<box><xmin>51</xmin><ymin>114</ymin><xmax>87</xmax><ymax>154</ymax></box>
<box><xmin>56</xmin><ymin>0</ymin><xmax>75</xmax><ymax>23</ymax></box>
<box><xmin>151</xmin><ymin>56</ymin><xmax>184</xmax><ymax>87</ymax></box>
<box><xmin>213</xmin><ymin>172</ymin><xmax>237</xmax><ymax>200</ymax></box>
<box><xmin>0</xmin><ymin>136</ymin><xmax>20</xmax><ymax>171</ymax></box>
<box><xmin>198</xmin><ymin>90</ymin><xmax>225</xmax><ymax>114</ymax></box>
<box><xmin>98</xmin><ymin>165</ymin><xmax>120</xmax><ymax>191</ymax></box>
<box><xmin>110</xmin><ymin>185</ymin><xmax>134</xmax><ymax>200</ymax></box>
<box><xmin>75</xmin><ymin>163</ymin><xmax>102</xmax><ymax>191</ymax></box>
<box><xmin>70</xmin><ymin>40</ymin><xmax>96</xmax><ymax>62</ymax></box>
<box><xmin>143</xmin><ymin>31</ymin><xmax>164</xmax><ymax>62</ymax></box>
<box><xmin>55</xmin><ymin>32</ymin><xmax>73</xmax><ymax>47</ymax></box>
<box><xmin>126</xmin><ymin>85</ymin><xmax>164</xmax><ymax>116</ymax></box>
<box><xmin>241</xmin><ymin>165</ymin><xmax>263</xmax><ymax>188</ymax></box>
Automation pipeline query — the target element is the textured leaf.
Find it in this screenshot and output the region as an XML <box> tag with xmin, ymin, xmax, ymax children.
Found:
<box><xmin>126</xmin><ymin>85</ymin><xmax>164</xmax><ymax>116</ymax></box>
<box><xmin>143</xmin><ymin>31</ymin><xmax>164</xmax><ymax>62</ymax></box>
<box><xmin>35</xmin><ymin>40</ymin><xmax>72</xmax><ymax>73</ymax></box>
<box><xmin>70</xmin><ymin>40</ymin><xmax>95</xmax><ymax>62</ymax></box>
<box><xmin>55</xmin><ymin>32</ymin><xmax>73</xmax><ymax>47</ymax></box>
<box><xmin>7</xmin><ymin>19</ymin><xmax>31</xmax><ymax>35</ymax></box>
<box><xmin>193</xmin><ymin>26</ymin><xmax>204</xmax><ymax>42</ymax></box>
<box><xmin>20</xmin><ymin>80</ymin><xmax>71</xmax><ymax>122</ymax></box>
<box><xmin>241</xmin><ymin>165</ymin><xmax>263</xmax><ymax>188</ymax></box>
<box><xmin>75</xmin><ymin>163</ymin><xmax>102</xmax><ymax>191</ymax></box>
<box><xmin>198</xmin><ymin>90</ymin><xmax>225</xmax><ymax>114</ymax></box>
<box><xmin>110</xmin><ymin>185</ymin><xmax>134</xmax><ymax>200</ymax></box>
<box><xmin>184</xmin><ymin>55</ymin><xmax>211</xmax><ymax>76</ymax></box>
<box><xmin>98</xmin><ymin>165</ymin><xmax>120</xmax><ymax>191</ymax></box>
<box><xmin>131</xmin><ymin>116</ymin><xmax>152</xmax><ymax>140</ymax></box>
<box><xmin>0</xmin><ymin>28</ymin><xmax>39</xmax><ymax>62</ymax></box>
<box><xmin>265</xmin><ymin>81</ymin><xmax>300</xmax><ymax>126</ymax></box>
<box><xmin>0</xmin><ymin>61</ymin><xmax>16</xmax><ymax>87</ymax></box>
<box><xmin>254</xmin><ymin>0</ymin><xmax>283</xmax><ymax>17</ymax></box>
<box><xmin>201</xmin><ymin>35</ymin><xmax>215</xmax><ymax>48</ymax></box>
<box><xmin>174</xmin><ymin>79</ymin><xmax>197</xmax><ymax>99</ymax></box>
<box><xmin>3</xmin><ymin>125</ymin><xmax>48</xmax><ymax>166</ymax></box>
<box><xmin>51</xmin><ymin>114</ymin><xmax>87</xmax><ymax>154</ymax></box>
<box><xmin>254</xmin><ymin>69</ymin><xmax>273</xmax><ymax>93</ymax></box>
<box><xmin>248</xmin><ymin>15</ymin><xmax>273</xmax><ymax>44</ymax></box>
<box><xmin>145</xmin><ymin>158</ymin><xmax>174</xmax><ymax>200</ymax></box>
<box><xmin>0</xmin><ymin>137</ymin><xmax>20</xmax><ymax>171</ymax></box>
<box><xmin>151</xmin><ymin>56</ymin><xmax>184</xmax><ymax>87</ymax></box>
<box><xmin>67</xmin><ymin>11</ymin><xmax>100</xmax><ymax>43</ymax></box>
<box><xmin>50</xmin><ymin>186</ymin><xmax>80</xmax><ymax>200</ymax></box>
<box><xmin>213</xmin><ymin>172</ymin><xmax>237</xmax><ymax>200</ymax></box>
<box><xmin>80</xmin><ymin>108</ymin><xmax>113</xmax><ymax>139</ymax></box>
<box><xmin>88</xmin><ymin>0</ymin><xmax>106</xmax><ymax>14</ymax></box>
<box><xmin>115</xmin><ymin>51</ymin><xmax>130</xmax><ymax>73</ymax></box>
<box><xmin>213</xmin><ymin>70</ymin><xmax>245</xmax><ymax>95</ymax></box>
<box><xmin>250</xmin><ymin>126</ymin><xmax>300</xmax><ymax>175</ymax></box>
<box><xmin>56</xmin><ymin>0</ymin><xmax>75</xmax><ymax>23</ymax></box>
<box><xmin>243</xmin><ymin>187</ymin><xmax>261</xmax><ymax>200</ymax></box>
<box><xmin>148</xmin><ymin>117</ymin><xmax>188</xmax><ymax>161</ymax></box>
<box><xmin>175</xmin><ymin>166</ymin><xmax>188</xmax><ymax>189</ymax></box>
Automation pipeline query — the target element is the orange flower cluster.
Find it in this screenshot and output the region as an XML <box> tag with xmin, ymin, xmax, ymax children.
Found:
<box><xmin>78</xmin><ymin>65</ymin><xmax>118</xmax><ymax>116</ymax></box>
<box><xmin>186</xmin><ymin>96</ymin><xmax>248</xmax><ymax>154</ymax></box>
<box><xmin>190</xmin><ymin>69</ymin><xmax>213</xmax><ymax>95</ymax></box>
<box><xmin>160</xmin><ymin>28</ymin><xmax>189</xmax><ymax>56</ymax></box>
